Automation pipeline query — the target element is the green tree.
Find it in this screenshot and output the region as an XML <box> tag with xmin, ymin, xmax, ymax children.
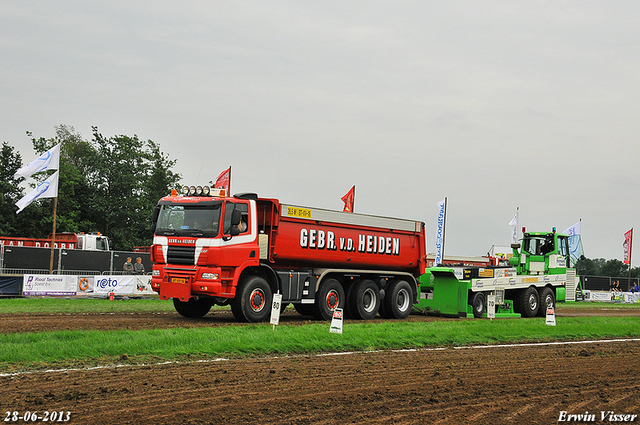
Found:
<box><xmin>87</xmin><ymin>127</ymin><xmax>180</xmax><ymax>250</ymax></box>
<box><xmin>0</xmin><ymin>142</ymin><xmax>25</xmax><ymax>235</ymax></box>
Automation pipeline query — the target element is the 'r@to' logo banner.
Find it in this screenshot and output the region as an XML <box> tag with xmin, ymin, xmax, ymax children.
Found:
<box><xmin>97</xmin><ymin>278</ymin><xmax>118</xmax><ymax>289</ymax></box>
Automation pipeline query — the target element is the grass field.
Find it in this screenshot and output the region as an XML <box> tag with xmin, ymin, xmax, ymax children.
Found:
<box><xmin>1</xmin><ymin>298</ymin><xmax>639</xmax><ymax>373</ymax></box>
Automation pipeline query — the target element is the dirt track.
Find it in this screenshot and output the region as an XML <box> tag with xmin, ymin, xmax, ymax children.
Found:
<box><xmin>1</xmin><ymin>307</ymin><xmax>640</xmax><ymax>424</ymax></box>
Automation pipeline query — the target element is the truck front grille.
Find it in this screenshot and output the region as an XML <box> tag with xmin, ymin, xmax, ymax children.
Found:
<box><xmin>167</xmin><ymin>245</ymin><xmax>195</xmax><ymax>265</ymax></box>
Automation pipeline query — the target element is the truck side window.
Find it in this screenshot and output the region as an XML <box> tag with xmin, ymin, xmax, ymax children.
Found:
<box><xmin>224</xmin><ymin>202</ymin><xmax>249</xmax><ymax>234</ymax></box>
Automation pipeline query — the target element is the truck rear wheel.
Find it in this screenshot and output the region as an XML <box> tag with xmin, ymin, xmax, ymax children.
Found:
<box><xmin>314</xmin><ymin>279</ymin><xmax>345</xmax><ymax>321</ymax></box>
<box><xmin>349</xmin><ymin>279</ymin><xmax>380</xmax><ymax>320</ymax></box>
<box><xmin>537</xmin><ymin>287</ymin><xmax>555</xmax><ymax>317</ymax></box>
<box><xmin>231</xmin><ymin>276</ymin><xmax>273</xmax><ymax>322</ymax></box>
<box><xmin>471</xmin><ymin>292</ymin><xmax>486</xmax><ymax>318</ymax></box>
<box><xmin>517</xmin><ymin>286</ymin><xmax>539</xmax><ymax>318</ymax></box>
<box><xmin>379</xmin><ymin>280</ymin><xmax>413</xmax><ymax>319</ymax></box>
<box><xmin>173</xmin><ymin>297</ymin><xmax>213</xmax><ymax>318</ymax></box>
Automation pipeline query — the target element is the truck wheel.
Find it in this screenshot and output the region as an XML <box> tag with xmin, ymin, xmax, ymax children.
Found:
<box><xmin>517</xmin><ymin>286</ymin><xmax>539</xmax><ymax>318</ymax></box>
<box><xmin>314</xmin><ymin>279</ymin><xmax>345</xmax><ymax>321</ymax></box>
<box><xmin>380</xmin><ymin>280</ymin><xmax>413</xmax><ymax>319</ymax></box>
<box><xmin>537</xmin><ymin>287</ymin><xmax>555</xmax><ymax>317</ymax></box>
<box><xmin>231</xmin><ymin>276</ymin><xmax>273</xmax><ymax>322</ymax></box>
<box><xmin>294</xmin><ymin>303</ymin><xmax>316</xmax><ymax>317</ymax></box>
<box><xmin>173</xmin><ymin>298</ymin><xmax>213</xmax><ymax>318</ymax></box>
<box><xmin>349</xmin><ymin>279</ymin><xmax>380</xmax><ymax>320</ymax></box>
<box><xmin>471</xmin><ymin>292</ymin><xmax>486</xmax><ymax>318</ymax></box>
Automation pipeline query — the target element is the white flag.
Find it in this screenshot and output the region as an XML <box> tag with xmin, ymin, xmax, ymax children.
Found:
<box><xmin>509</xmin><ymin>211</ymin><xmax>519</xmax><ymax>244</ymax></box>
<box><xmin>14</xmin><ymin>143</ymin><xmax>61</xmax><ymax>179</ymax></box>
<box><xmin>563</xmin><ymin>221</ymin><xmax>581</xmax><ymax>236</ymax></box>
<box><xmin>16</xmin><ymin>170</ymin><xmax>59</xmax><ymax>214</ymax></box>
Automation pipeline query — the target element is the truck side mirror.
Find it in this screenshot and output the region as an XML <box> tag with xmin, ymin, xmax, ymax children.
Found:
<box><xmin>231</xmin><ymin>209</ymin><xmax>242</xmax><ymax>226</ymax></box>
<box><xmin>150</xmin><ymin>206</ymin><xmax>160</xmax><ymax>235</ymax></box>
<box><xmin>223</xmin><ymin>208</ymin><xmax>243</xmax><ymax>241</ymax></box>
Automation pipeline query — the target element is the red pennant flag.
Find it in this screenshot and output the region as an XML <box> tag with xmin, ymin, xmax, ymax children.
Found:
<box><xmin>215</xmin><ymin>167</ymin><xmax>231</xmax><ymax>192</ymax></box>
<box><xmin>341</xmin><ymin>186</ymin><xmax>355</xmax><ymax>213</ymax></box>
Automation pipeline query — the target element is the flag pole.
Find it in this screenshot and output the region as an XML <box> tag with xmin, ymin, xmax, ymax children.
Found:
<box><xmin>49</xmin><ymin>197</ymin><xmax>58</xmax><ymax>274</ymax></box>
<box><xmin>228</xmin><ymin>166</ymin><xmax>231</xmax><ymax>195</ymax></box>
<box><xmin>352</xmin><ymin>185</ymin><xmax>355</xmax><ymax>213</ymax></box>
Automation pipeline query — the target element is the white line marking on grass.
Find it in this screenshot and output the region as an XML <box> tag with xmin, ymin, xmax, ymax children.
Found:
<box><xmin>1</xmin><ymin>338</ymin><xmax>638</xmax><ymax>378</ymax></box>
<box><xmin>453</xmin><ymin>338</ymin><xmax>640</xmax><ymax>350</ymax></box>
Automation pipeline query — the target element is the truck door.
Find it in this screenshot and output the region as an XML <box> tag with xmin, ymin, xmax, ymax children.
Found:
<box><xmin>220</xmin><ymin>200</ymin><xmax>258</xmax><ymax>268</ymax></box>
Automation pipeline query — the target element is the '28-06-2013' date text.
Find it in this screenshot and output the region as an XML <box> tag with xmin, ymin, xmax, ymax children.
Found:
<box><xmin>4</xmin><ymin>411</ymin><xmax>71</xmax><ymax>422</ymax></box>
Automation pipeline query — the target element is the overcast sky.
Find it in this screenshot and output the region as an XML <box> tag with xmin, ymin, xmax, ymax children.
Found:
<box><xmin>1</xmin><ymin>1</ymin><xmax>638</xmax><ymax>261</ymax></box>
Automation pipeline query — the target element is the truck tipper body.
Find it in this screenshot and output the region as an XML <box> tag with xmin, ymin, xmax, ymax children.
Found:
<box><xmin>416</xmin><ymin>229</ymin><xmax>578</xmax><ymax>318</ymax></box>
<box><xmin>150</xmin><ymin>187</ymin><xmax>427</xmax><ymax>322</ymax></box>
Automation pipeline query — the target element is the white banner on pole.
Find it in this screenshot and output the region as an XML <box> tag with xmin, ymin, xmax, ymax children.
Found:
<box><xmin>14</xmin><ymin>143</ymin><xmax>61</xmax><ymax>179</ymax></box>
<box><xmin>509</xmin><ymin>211</ymin><xmax>519</xmax><ymax>244</ymax></box>
<box><xmin>16</xmin><ymin>170</ymin><xmax>59</xmax><ymax>213</ymax></box>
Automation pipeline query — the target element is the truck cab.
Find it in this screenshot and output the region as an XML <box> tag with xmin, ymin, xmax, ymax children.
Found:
<box><xmin>75</xmin><ymin>233</ymin><xmax>111</xmax><ymax>251</ymax></box>
<box><xmin>509</xmin><ymin>229</ymin><xmax>569</xmax><ymax>275</ymax></box>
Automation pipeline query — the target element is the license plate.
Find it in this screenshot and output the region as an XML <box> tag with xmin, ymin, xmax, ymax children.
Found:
<box><xmin>170</xmin><ymin>278</ymin><xmax>187</xmax><ymax>284</ymax></box>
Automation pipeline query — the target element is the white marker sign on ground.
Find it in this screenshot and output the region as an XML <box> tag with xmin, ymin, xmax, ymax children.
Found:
<box><xmin>270</xmin><ymin>293</ymin><xmax>283</xmax><ymax>327</ymax></box>
<box><xmin>546</xmin><ymin>306</ymin><xmax>556</xmax><ymax>326</ymax></box>
<box><xmin>487</xmin><ymin>295</ymin><xmax>495</xmax><ymax>319</ymax></box>
<box><xmin>330</xmin><ymin>308</ymin><xmax>343</xmax><ymax>334</ymax></box>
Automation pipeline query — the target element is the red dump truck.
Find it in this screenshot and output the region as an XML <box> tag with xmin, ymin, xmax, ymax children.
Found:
<box><xmin>150</xmin><ymin>187</ymin><xmax>427</xmax><ymax>322</ymax></box>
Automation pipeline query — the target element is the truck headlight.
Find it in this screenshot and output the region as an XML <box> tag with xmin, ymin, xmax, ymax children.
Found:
<box><xmin>152</xmin><ymin>270</ymin><xmax>160</xmax><ymax>276</ymax></box>
<box><xmin>201</xmin><ymin>273</ymin><xmax>219</xmax><ymax>280</ymax></box>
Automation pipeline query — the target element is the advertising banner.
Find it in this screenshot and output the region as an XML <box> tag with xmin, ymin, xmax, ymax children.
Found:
<box><xmin>588</xmin><ymin>291</ymin><xmax>612</xmax><ymax>302</ymax></box>
<box><xmin>93</xmin><ymin>275</ymin><xmax>153</xmax><ymax>295</ymax></box>
<box><xmin>22</xmin><ymin>274</ymin><xmax>77</xmax><ymax>296</ymax></box>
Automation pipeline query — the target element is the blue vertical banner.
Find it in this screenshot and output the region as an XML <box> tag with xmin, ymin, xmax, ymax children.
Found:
<box><xmin>435</xmin><ymin>198</ymin><xmax>446</xmax><ymax>266</ymax></box>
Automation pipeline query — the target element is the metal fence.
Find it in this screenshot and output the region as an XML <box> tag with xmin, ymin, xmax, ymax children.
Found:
<box><xmin>0</xmin><ymin>268</ymin><xmax>101</xmax><ymax>276</ymax></box>
<box><xmin>582</xmin><ymin>275</ymin><xmax>639</xmax><ymax>292</ymax></box>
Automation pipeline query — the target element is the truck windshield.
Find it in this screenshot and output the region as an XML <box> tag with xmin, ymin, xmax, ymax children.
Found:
<box><xmin>155</xmin><ymin>203</ymin><xmax>222</xmax><ymax>237</ymax></box>
<box><xmin>96</xmin><ymin>237</ymin><xmax>110</xmax><ymax>251</ymax></box>
<box><xmin>523</xmin><ymin>235</ymin><xmax>554</xmax><ymax>256</ymax></box>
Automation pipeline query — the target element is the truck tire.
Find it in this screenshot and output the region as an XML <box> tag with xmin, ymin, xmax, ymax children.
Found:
<box><xmin>471</xmin><ymin>292</ymin><xmax>486</xmax><ymax>318</ymax></box>
<box><xmin>173</xmin><ymin>297</ymin><xmax>213</xmax><ymax>318</ymax></box>
<box><xmin>379</xmin><ymin>280</ymin><xmax>413</xmax><ymax>319</ymax></box>
<box><xmin>348</xmin><ymin>279</ymin><xmax>380</xmax><ymax>320</ymax></box>
<box><xmin>231</xmin><ymin>276</ymin><xmax>273</xmax><ymax>322</ymax></box>
<box><xmin>517</xmin><ymin>286</ymin><xmax>539</xmax><ymax>318</ymax></box>
<box><xmin>294</xmin><ymin>303</ymin><xmax>316</xmax><ymax>317</ymax></box>
<box><xmin>314</xmin><ymin>279</ymin><xmax>345</xmax><ymax>321</ymax></box>
<box><xmin>537</xmin><ymin>287</ymin><xmax>555</xmax><ymax>317</ymax></box>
